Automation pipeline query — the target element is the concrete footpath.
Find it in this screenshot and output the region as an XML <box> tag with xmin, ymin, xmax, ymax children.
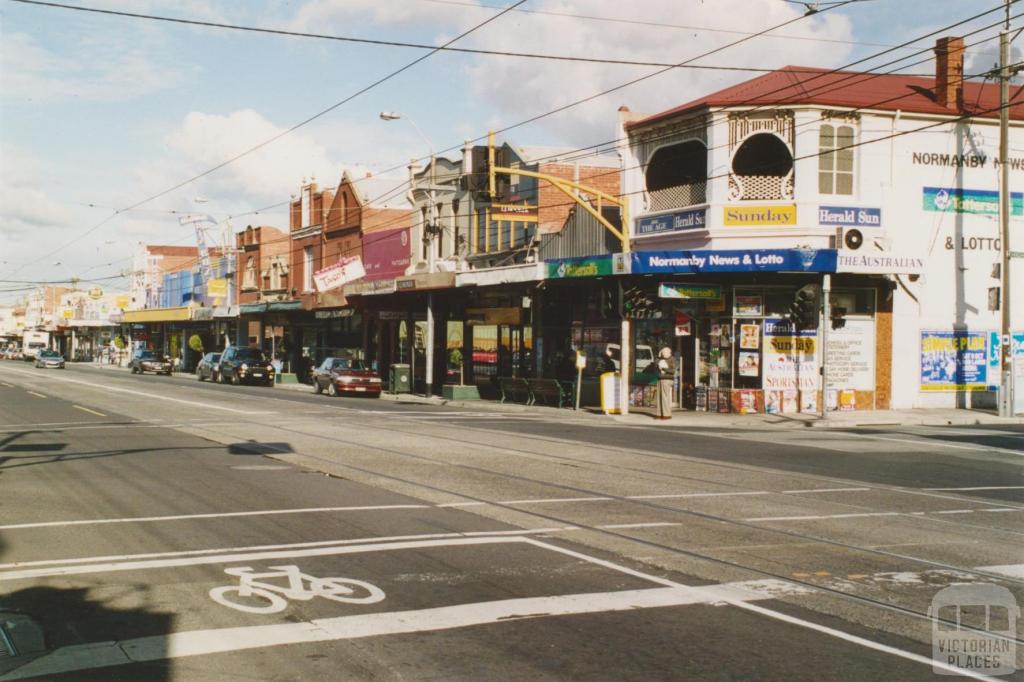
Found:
<box><xmin>74</xmin><ymin>360</ymin><xmax>1024</xmax><ymax>429</ymax></box>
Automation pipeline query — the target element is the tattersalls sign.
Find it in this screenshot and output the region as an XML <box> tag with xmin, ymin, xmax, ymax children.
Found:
<box><xmin>923</xmin><ymin>187</ymin><xmax>1024</xmax><ymax>215</ymax></box>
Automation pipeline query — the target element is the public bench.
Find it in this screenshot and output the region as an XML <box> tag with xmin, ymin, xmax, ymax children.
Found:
<box><xmin>498</xmin><ymin>376</ymin><xmax>531</xmax><ymax>404</ymax></box>
<box><xmin>528</xmin><ymin>378</ymin><xmax>571</xmax><ymax>408</ymax></box>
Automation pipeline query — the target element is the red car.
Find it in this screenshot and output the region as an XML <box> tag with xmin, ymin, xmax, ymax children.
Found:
<box><xmin>312</xmin><ymin>357</ymin><xmax>382</xmax><ymax>397</ymax></box>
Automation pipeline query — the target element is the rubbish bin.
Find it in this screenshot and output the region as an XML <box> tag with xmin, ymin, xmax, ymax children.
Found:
<box><xmin>389</xmin><ymin>363</ymin><xmax>411</xmax><ymax>393</ymax></box>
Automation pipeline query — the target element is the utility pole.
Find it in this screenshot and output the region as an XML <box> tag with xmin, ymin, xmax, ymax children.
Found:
<box><xmin>821</xmin><ymin>275</ymin><xmax>831</xmax><ymax>418</ymax></box>
<box><xmin>997</xmin><ymin>7</ymin><xmax>1014</xmax><ymax>416</ymax></box>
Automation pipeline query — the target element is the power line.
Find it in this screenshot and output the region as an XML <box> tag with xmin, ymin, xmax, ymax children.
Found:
<box><xmin>0</xmin><ymin>0</ymin><xmax>529</xmax><ymax>279</ymax></box>
<box><xmin>419</xmin><ymin>0</ymin><xmax>909</xmax><ymax>50</ymax></box>
<box><xmin>74</xmin><ymin>63</ymin><xmax>1024</xmax><ymax>292</ymax></box>
<box><xmin>3</xmin><ymin>0</ymin><xmax>981</xmax><ymax>280</ymax></box>
<box><xmin>6</xmin><ymin>0</ymin><xmax>918</xmax><ymax>75</ymax></box>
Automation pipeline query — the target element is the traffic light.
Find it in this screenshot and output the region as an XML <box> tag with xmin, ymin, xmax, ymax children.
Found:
<box><xmin>621</xmin><ymin>286</ymin><xmax>661</xmax><ymax>320</ymax></box>
<box><xmin>601</xmin><ymin>286</ymin><xmax>618</xmax><ymax>319</ymax></box>
<box><xmin>788</xmin><ymin>285</ymin><xmax>819</xmax><ymax>330</ymax></box>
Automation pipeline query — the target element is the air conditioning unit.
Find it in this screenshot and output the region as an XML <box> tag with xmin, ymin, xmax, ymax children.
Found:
<box><xmin>833</xmin><ymin>227</ymin><xmax>864</xmax><ymax>250</ymax></box>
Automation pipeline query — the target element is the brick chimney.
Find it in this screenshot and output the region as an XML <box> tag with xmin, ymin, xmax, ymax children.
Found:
<box><xmin>934</xmin><ymin>36</ymin><xmax>965</xmax><ymax>110</ymax></box>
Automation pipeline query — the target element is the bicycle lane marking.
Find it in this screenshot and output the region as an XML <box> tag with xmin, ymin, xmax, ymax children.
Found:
<box><xmin>0</xmin><ymin>534</ymin><xmax>996</xmax><ymax>681</ymax></box>
<box><xmin>0</xmin><ymin>534</ymin><xmax>811</xmax><ymax>681</ymax></box>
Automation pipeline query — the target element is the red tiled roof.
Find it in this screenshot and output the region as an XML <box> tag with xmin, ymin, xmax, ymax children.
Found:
<box><xmin>627</xmin><ymin>66</ymin><xmax>1023</xmax><ymax>128</ymax></box>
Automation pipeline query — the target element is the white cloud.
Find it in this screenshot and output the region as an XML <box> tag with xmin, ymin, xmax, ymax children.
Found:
<box><xmin>0</xmin><ymin>31</ymin><xmax>187</xmax><ymax>102</ymax></box>
<box><xmin>286</xmin><ymin>0</ymin><xmax>478</xmax><ymax>32</ymax></box>
<box><xmin>458</xmin><ymin>0</ymin><xmax>856</xmax><ymax>144</ymax></box>
<box><xmin>0</xmin><ymin>144</ymin><xmax>74</xmax><ymax>236</ymax></box>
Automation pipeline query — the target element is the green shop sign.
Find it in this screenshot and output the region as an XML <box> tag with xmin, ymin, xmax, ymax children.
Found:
<box><xmin>546</xmin><ymin>255</ymin><xmax>627</xmax><ymax>279</ymax></box>
<box><xmin>658</xmin><ymin>283</ymin><xmax>722</xmax><ymax>300</ymax></box>
<box><xmin>922</xmin><ymin>186</ymin><xmax>1023</xmax><ymax>215</ymax></box>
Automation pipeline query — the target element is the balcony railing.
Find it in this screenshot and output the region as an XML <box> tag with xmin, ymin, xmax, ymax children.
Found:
<box><xmin>646</xmin><ymin>182</ymin><xmax>707</xmax><ymax>213</ymax></box>
<box><xmin>728</xmin><ymin>171</ymin><xmax>794</xmax><ymax>201</ymax></box>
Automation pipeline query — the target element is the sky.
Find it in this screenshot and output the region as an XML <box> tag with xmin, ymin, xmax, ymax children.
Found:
<box><xmin>0</xmin><ymin>0</ymin><xmax>1015</xmax><ymax>304</ymax></box>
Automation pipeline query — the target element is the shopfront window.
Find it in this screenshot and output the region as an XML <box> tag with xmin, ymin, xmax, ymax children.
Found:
<box><xmin>472</xmin><ymin>324</ymin><xmax>498</xmax><ymax>382</ymax></box>
<box><xmin>446</xmin><ymin>320</ymin><xmax>464</xmax><ymax>384</ymax></box>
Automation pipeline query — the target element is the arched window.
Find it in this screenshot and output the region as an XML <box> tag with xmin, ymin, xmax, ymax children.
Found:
<box><xmin>819</xmin><ymin>124</ymin><xmax>855</xmax><ymax>195</ymax></box>
<box><xmin>645</xmin><ymin>140</ymin><xmax>707</xmax><ymax>211</ymax></box>
<box><xmin>729</xmin><ymin>133</ymin><xmax>794</xmax><ymax>201</ymax></box>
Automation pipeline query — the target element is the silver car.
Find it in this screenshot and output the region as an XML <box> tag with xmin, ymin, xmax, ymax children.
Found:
<box><xmin>34</xmin><ymin>350</ymin><xmax>65</xmax><ymax>369</ymax></box>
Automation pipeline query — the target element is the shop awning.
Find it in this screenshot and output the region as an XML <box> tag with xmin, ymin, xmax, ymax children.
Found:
<box><xmin>456</xmin><ymin>263</ymin><xmax>544</xmax><ymax>287</ymax></box>
<box><xmin>239</xmin><ymin>300</ymin><xmax>303</xmax><ymax>314</ymax></box>
<box><xmin>123</xmin><ymin>306</ymin><xmax>193</xmax><ymax>323</ymax></box>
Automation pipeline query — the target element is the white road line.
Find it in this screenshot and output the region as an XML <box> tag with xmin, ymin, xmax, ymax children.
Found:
<box><xmin>0</xmin><ymin>582</ymin><xmax>808</xmax><ymax>681</ymax></box>
<box><xmin>0</xmin><ymin>536</ymin><xmax>523</xmax><ymax>582</ymax></box>
<box><xmin>747</xmin><ymin>508</ymin><xmax>1022</xmax><ymax>522</ymax></box>
<box><xmin>0</xmin><ymin>504</ymin><xmax>432</xmax><ymax>531</ymax></box>
<box><xmin>26</xmin><ymin>391</ymin><xmax>47</xmax><ymax>398</ymax></box>
<box><xmin>779</xmin><ymin>487</ymin><xmax>872</xmax><ymax>494</ymax></box>
<box><xmin>72</xmin><ymin>405</ymin><xmax>106</xmax><ymax>417</ymax></box>
<box><xmin>924</xmin><ymin>486</ymin><xmax>1024</xmax><ymax>491</ymax></box>
<box><xmin>977</xmin><ymin>563</ymin><xmax>1024</xmax><ymax>579</ymax></box>
<box><xmin>856</xmin><ymin>434</ymin><xmax>1024</xmax><ymax>457</ymax></box>
<box><xmin>525</xmin><ymin>538</ymin><xmax>995</xmax><ymax>679</ymax></box>
<box><xmin>0</xmin><ymin>529</ymin><xmax>576</xmax><ymax>571</ymax></box>
<box><xmin>0</xmin><ymin>365</ymin><xmax>275</xmax><ymax>414</ymax></box>
<box><xmin>628</xmin><ymin>491</ymin><xmax>769</xmax><ymax>500</ymax></box>
<box><xmin>597</xmin><ymin>522</ymin><xmax>681</xmax><ymax>530</ymax></box>
<box><xmin>503</xmin><ymin>496</ymin><xmax>613</xmax><ymax>505</ymax></box>
<box><xmin>729</xmin><ymin>600</ymin><xmax>995</xmax><ymax>681</ymax></box>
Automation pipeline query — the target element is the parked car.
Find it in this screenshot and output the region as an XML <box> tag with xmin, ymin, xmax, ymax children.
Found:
<box><xmin>219</xmin><ymin>346</ymin><xmax>274</xmax><ymax>386</ymax></box>
<box><xmin>312</xmin><ymin>357</ymin><xmax>382</xmax><ymax>397</ymax></box>
<box><xmin>130</xmin><ymin>349</ymin><xmax>173</xmax><ymax>375</ymax></box>
<box><xmin>34</xmin><ymin>349</ymin><xmax>65</xmax><ymax>369</ymax></box>
<box><xmin>195</xmin><ymin>352</ymin><xmax>222</xmax><ymax>382</ymax></box>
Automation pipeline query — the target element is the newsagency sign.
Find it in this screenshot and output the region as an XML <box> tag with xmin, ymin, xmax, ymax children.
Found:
<box><xmin>635</xmin><ymin>208</ymin><xmax>707</xmax><ymax>236</ymax></box>
<box><xmin>818</xmin><ymin>206</ymin><xmax>881</xmax><ymax>228</ymax></box>
<box><xmin>836</xmin><ymin>253</ymin><xmax>925</xmax><ymax>275</ymax></box>
<box><xmin>923</xmin><ymin>187</ymin><xmax>1023</xmax><ymax>216</ymax></box>
<box><xmin>631</xmin><ymin>249</ymin><xmax>836</xmax><ymax>274</ymax></box>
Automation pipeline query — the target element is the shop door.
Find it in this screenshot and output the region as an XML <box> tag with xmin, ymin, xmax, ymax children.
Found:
<box><xmin>677</xmin><ymin>332</ymin><xmax>699</xmax><ymax>409</ymax></box>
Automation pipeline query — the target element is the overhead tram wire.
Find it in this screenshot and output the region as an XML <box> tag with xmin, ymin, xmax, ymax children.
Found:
<box><xmin>57</xmin><ymin>14</ymin><xmax>1018</xmax><ymax>284</ymax></box>
<box><xmin>418</xmin><ymin>0</ymin><xmax>911</xmax><ymax>51</ymax></box>
<box><xmin>76</xmin><ymin>71</ymin><xmax>1024</xmax><ymax>291</ymax></box>
<box><xmin>0</xmin><ymin>0</ymin><xmax>919</xmax><ymax>278</ymax></box>
<box><xmin>5</xmin><ymin>0</ymin><xmax>914</xmax><ymax>75</ymax></box>
<box><xmin>65</xmin><ymin>34</ymin><xmax>1022</xmax><ymax>285</ymax></box>
<box><xmin>1</xmin><ymin>0</ymin><xmax>530</xmax><ymax>278</ymax></box>
<box><xmin>7</xmin><ymin>0</ymin><xmax>861</xmax><ymax>279</ymax></box>
<box><xmin>515</xmin><ymin>21</ymin><xmax>1017</xmax><ymax>177</ymax></box>
<box><xmin>5</xmin><ymin>1</ymin><xmax>983</xmax><ymax>277</ymax></box>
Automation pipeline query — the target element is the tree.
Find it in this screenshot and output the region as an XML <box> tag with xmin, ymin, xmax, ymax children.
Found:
<box><xmin>188</xmin><ymin>334</ymin><xmax>204</xmax><ymax>354</ymax></box>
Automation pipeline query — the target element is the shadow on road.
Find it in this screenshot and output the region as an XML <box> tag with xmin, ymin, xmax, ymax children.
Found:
<box><xmin>227</xmin><ymin>440</ymin><xmax>293</xmax><ymax>456</ymax></box>
<box><xmin>0</xmin><ymin>584</ymin><xmax>175</xmax><ymax>681</ymax></box>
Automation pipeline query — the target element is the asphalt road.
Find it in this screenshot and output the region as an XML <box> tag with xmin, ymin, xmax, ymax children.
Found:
<box><xmin>1</xmin><ymin>361</ymin><xmax>1022</xmax><ymax>680</ymax></box>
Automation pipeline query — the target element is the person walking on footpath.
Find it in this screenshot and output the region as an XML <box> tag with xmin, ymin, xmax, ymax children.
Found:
<box><xmin>656</xmin><ymin>346</ymin><xmax>675</xmax><ymax>420</ymax></box>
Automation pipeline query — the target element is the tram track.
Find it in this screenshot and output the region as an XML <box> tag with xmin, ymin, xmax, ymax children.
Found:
<box><xmin>177</xmin><ymin>416</ymin><xmax>1024</xmax><ymax>649</ymax></box>
<box><xmin>6</xmin><ymin>366</ymin><xmax>1022</xmax><ymax>646</ymax></box>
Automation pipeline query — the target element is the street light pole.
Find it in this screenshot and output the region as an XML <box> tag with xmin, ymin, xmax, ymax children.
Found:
<box><xmin>381</xmin><ymin>112</ymin><xmax>438</xmax><ymax>397</ymax></box>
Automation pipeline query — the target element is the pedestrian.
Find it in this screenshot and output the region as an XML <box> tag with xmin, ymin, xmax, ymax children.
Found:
<box><xmin>655</xmin><ymin>346</ymin><xmax>675</xmax><ymax>420</ymax></box>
